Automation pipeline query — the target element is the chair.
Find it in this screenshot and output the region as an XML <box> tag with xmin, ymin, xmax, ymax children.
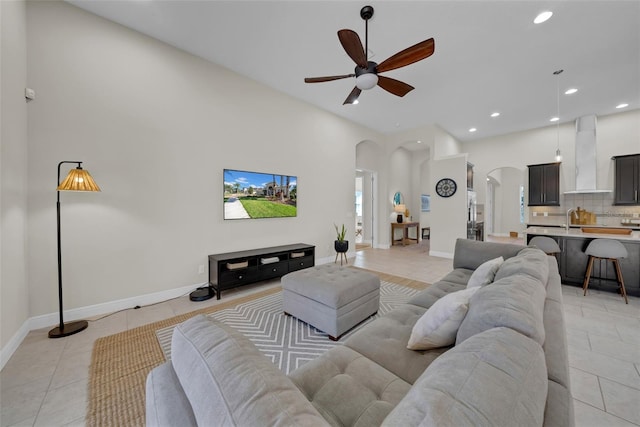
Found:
<box><xmin>529</xmin><ymin>236</ymin><xmax>561</xmax><ymax>255</ymax></box>
<box><xmin>582</xmin><ymin>239</ymin><xmax>628</xmax><ymax>304</ymax></box>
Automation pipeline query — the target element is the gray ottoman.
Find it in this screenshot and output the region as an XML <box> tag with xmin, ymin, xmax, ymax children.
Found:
<box><xmin>281</xmin><ymin>264</ymin><xmax>381</xmax><ymax>340</ymax></box>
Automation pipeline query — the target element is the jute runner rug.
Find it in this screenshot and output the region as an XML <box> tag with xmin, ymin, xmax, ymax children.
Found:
<box><xmin>87</xmin><ymin>269</ymin><xmax>429</xmax><ymax>427</ymax></box>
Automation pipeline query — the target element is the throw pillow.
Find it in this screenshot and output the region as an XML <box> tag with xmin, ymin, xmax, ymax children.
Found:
<box><xmin>466</xmin><ymin>256</ymin><xmax>503</xmax><ymax>288</ymax></box>
<box><xmin>407</xmin><ymin>287</ymin><xmax>478</xmax><ymax>350</ymax></box>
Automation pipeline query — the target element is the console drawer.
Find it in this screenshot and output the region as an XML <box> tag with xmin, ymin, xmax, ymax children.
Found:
<box><xmin>259</xmin><ymin>261</ymin><xmax>289</xmax><ymax>280</ymax></box>
<box><xmin>219</xmin><ymin>268</ymin><xmax>258</xmax><ymax>287</ymax></box>
<box><xmin>288</xmin><ymin>256</ymin><xmax>314</xmax><ymax>272</ymax></box>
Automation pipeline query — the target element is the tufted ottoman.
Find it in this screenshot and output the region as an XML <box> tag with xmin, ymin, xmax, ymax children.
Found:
<box><xmin>281</xmin><ymin>264</ymin><xmax>381</xmax><ymax>340</ymax></box>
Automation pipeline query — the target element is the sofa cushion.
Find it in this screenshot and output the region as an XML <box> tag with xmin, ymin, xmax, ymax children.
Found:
<box><xmin>467</xmin><ymin>256</ymin><xmax>504</xmax><ymax>288</ymax></box>
<box><xmin>541</xmin><ymin>258</ymin><xmax>571</xmax><ymax>389</ymax></box>
<box><xmin>382</xmin><ymin>327</ymin><xmax>548</xmax><ymax>427</ymax></box>
<box><xmin>494</xmin><ymin>247</ymin><xmax>549</xmax><ymax>284</ymax></box>
<box><xmin>288</xmin><ymin>345</ymin><xmax>411</xmax><ymax>427</ymax></box>
<box><xmin>407</xmin><ymin>279</ymin><xmax>467</xmax><ymax>309</ymax></box>
<box><xmin>171</xmin><ymin>315</ymin><xmax>327</xmax><ymax>427</ymax></box>
<box><xmin>407</xmin><ymin>287</ymin><xmax>478</xmax><ymax>350</ymax></box>
<box><xmin>344</xmin><ymin>304</ymin><xmax>449</xmax><ymax>384</ymax></box>
<box><xmin>456</xmin><ymin>273</ymin><xmax>547</xmax><ymax>346</ymax></box>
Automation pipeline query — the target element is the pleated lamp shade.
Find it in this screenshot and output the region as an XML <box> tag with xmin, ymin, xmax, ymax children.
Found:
<box><xmin>57</xmin><ymin>167</ymin><xmax>101</xmax><ymax>192</ymax></box>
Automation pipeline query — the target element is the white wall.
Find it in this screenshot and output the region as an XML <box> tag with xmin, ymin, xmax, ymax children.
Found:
<box><xmin>462</xmin><ymin>109</ymin><xmax>640</xmax><ymax>208</ymax></box>
<box><xmin>488</xmin><ymin>167</ymin><xmax>524</xmax><ymax>235</ymax></box>
<box><xmin>429</xmin><ymin>154</ymin><xmax>467</xmax><ymax>257</ymax></box>
<box><xmin>24</xmin><ymin>1</ymin><xmax>381</xmax><ymax>320</ymax></box>
<box><xmin>1</xmin><ymin>0</ymin><xmax>30</xmax><ymax>359</ymax></box>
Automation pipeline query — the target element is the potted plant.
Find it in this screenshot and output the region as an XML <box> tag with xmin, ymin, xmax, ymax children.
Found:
<box><xmin>334</xmin><ymin>224</ymin><xmax>349</xmax><ymax>253</ymax></box>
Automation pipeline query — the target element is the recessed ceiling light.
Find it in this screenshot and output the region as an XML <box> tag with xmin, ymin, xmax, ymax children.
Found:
<box><xmin>534</xmin><ymin>11</ymin><xmax>553</xmax><ymax>24</ymax></box>
<box><xmin>417</xmin><ymin>140</ymin><xmax>422</xmax><ymax>144</ymax></box>
<box><xmin>469</xmin><ymin>128</ymin><xmax>477</xmax><ymax>132</ymax></box>
<box><xmin>616</xmin><ymin>103</ymin><xmax>629</xmax><ymax>109</ymax></box>
<box><xmin>565</xmin><ymin>88</ymin><xmax>578</xmax><ymax>95</ymax></box>
<box><xmin>490</xmin><ymin>112</ymin><xmax>500</xmax><ymax>118</ymax></box>
<box><xmin>353</xmin><ymin>100</ymin><xmax>359</xmax><ymax>105</ymax></box>
<box><xmin>550</xmin><ymin>117</ymin><xmax>559</xmax><ymax>122</ymax></box>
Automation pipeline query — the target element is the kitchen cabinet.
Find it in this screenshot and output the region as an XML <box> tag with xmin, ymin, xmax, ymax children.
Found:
<box><xmin>526</xmin><ymin>232</ymin><xmax>640</xmax><ymax>296</ymax></box>
<box><xmin>528</xmin><ymin>162</ymin><xmax>560</xmax><ymax>206</ymax></box>
<box><xmin>613</xmin><ymin>154</ymin><xmax>640</xmax><ymax>205</ymax></box>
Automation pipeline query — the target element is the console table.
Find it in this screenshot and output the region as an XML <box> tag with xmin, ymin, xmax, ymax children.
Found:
<box><xmin>391</xmin><ymin>222</ymin><xmax>420</xmax><ymax>246</ymax></box>
<box><xmin>207</xmin><ymin>243</ymin><xmax>315</xmax><ymax>299</ymax></box>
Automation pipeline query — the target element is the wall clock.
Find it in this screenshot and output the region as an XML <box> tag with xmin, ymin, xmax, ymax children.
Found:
<box><xmin>436</xmin><ymin>178</ymin><xmax>457</xmax><ymax>198</ymax></box>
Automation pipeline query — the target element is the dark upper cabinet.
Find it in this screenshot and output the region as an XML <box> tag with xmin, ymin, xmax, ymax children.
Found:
<box><xmin>528</xmin><ymin>162</ymin><xmax>560</xmax><ymax>206</ymax></box>
<box><xmin>613</xmin><ymin>154</ymin><xmax>640</xmax><ymax>205</ymax></box>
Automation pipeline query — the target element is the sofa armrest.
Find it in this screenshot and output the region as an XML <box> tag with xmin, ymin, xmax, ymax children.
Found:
<box><xmin>452</xmin><ymin>238</ymin><xmax>523</xmax><ymax>270</ymax></box>
<box><xmin>145</xmin><ymin>362</ymin><xmax>197</xmax><ymax>427</ymax></box>
<box><xmin>170</xmin><ymin>315</ymin><xmax>328</xmax><ymax>427</ymax></box>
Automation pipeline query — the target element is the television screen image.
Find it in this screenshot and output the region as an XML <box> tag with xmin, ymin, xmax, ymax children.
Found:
<box><xmin>223</xmin><ymin>169</ymin><xmax>297</xmax><ymax>220</ymax></box>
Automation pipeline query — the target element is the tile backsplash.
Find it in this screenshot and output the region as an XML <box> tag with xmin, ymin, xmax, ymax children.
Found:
<box><xmin>529</xmin><ymin>193</ymin><xmax>640</xmax><ymax>226</ymax></box>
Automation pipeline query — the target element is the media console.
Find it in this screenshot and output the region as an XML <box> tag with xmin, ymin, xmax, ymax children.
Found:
<box><xmin>204</xmin><ymin>243</ymin><xmax>315</xmax><ymax>300</ymax></box>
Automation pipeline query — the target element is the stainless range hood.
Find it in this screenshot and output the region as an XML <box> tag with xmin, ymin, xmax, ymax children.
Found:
<box><xmin>564</xmin><ymin>115</ymin><xmax>612</xmax><ymax>194</ymax></box>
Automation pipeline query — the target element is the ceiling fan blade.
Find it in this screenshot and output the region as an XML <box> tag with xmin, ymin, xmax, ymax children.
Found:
<box><xmin>343</xmin><ymin>87</ymin><xmax>362</xmax><ymax>105</ymax></box>
<box><xmin>376</xmin><ymin>38</ymin><xmax>435</xmax><ymax>73</ymax></box>
<box><xmin>377</xmin><ymin>75</ymin><xmax>415</xmax><ymax>97</ymax></box>
<box><xmin>304</xmin><ymin>74</ymin><xmax>355</xmax><ymax>83</ymax></box>
<box><xmin>338</xmin><ymin>29</ymin><xmax>368</xmax><ymax>68</ymax></box>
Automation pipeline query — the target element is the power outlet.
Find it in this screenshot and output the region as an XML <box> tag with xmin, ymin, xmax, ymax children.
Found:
<box><xmin>533</xmin><ymin>212</ymin><xmax>537</xmax><ymax>217</ymax></box>
<box><xmin>543</xmin><ymin>212</ymin><xmax>548</xmax><ymax>217</ymax></box>
<box><xmin>198</xmin><ymin>265</ymin><xmax>205</xmax><ymax>274</ymax></box>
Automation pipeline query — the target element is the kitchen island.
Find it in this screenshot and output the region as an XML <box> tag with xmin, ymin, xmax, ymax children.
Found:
<box><xmin>525</xmin><ymin>227</ymin><xmax>640</xmax><ymax>297</ymax></box>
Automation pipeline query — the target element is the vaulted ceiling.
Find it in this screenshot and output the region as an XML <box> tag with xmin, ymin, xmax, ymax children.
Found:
<box><xmin>67</xmin><ymin>1</ymin><xmax>640</xmax><ymax>142</ymax></box>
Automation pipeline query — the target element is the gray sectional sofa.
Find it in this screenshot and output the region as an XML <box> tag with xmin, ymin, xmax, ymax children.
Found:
<box><xmin>146</xmin><ymin>238</ymin><xmax>574</xmax><ymax>427</ymax></box>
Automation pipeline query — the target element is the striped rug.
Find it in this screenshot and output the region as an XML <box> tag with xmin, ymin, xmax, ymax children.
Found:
<box><xmin>155</xmin><ymin>281</ymin><xmax>420</xmax><ymax>374</ymax></box>
<box><xmin>87</xmin><ymin>270</ymin><xmax>428</xmax><ymax>426</ymax></box>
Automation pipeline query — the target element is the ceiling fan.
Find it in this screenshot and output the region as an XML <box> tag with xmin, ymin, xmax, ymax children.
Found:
<box><xmin>304</xmin><ymin>5</ymin><xmax>435</xmax><ymax>105</ymax></box>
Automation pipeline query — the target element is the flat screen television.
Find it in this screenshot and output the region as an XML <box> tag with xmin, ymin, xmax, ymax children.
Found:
<box><xmin>223</xmin><ymin>169</ymin><xmax>297</xmax><ymax>220</ymax></box>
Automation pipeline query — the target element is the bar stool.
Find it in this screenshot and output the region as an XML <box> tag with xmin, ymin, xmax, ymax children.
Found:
<box><xmin>529</xmin><ymin>236</ymin><xmax>561</xmax><ymax>256</ymax></box>
<box><xmin>582</xmin><ymin>239</ymin><xmax>628</xmax><ymax>304</ymax></box>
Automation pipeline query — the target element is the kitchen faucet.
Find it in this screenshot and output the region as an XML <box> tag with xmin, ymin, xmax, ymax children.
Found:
<box><xmin>566</xmin><ymin>208</ymin><xmax>575</xmax><ymax>231</ymax></box>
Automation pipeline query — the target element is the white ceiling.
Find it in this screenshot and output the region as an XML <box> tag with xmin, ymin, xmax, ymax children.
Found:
<box><xmin>66</xmin><ymin>1</ymin><xmax>640</xmax><ymax>142</ymax></box>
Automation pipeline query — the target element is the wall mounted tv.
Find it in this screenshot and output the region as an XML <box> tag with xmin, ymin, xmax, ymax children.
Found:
<box><xmin>223</xmin><ymin>169</ymin><xmax>297</xmax><ymax>220</ymax></box>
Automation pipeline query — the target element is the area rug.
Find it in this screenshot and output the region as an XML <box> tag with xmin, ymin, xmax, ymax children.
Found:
<box><xmin>156</xmin><ymin>281</ymin><xmax>420</xmax><ymax>374</ymax></box>
<box><xmin>87</xmin><ymin>270</ymin><xmax>428</xmax><ymax>427</ymax></box>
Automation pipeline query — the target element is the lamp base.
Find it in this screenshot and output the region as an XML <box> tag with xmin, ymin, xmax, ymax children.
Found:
<box><xmin>190</xmin><ymin>286</ymin><xmax>215</xmax><ymax>302</ymax></box>
<box><xmin>48</xmin><ymin>320</ymin><xmax>88</xmax><ymax>338</ymax></box>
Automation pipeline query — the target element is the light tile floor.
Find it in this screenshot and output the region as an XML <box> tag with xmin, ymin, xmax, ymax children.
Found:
<box><xmin>1</xmin><ymin>241</ymin><xmax>638</xmax><ymax>426</ymax></box>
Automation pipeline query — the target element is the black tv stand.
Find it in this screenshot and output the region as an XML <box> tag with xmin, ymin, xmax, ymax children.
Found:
<box><xmin>206</xmin><ymin>243</ymin><xmax>315</xmax><ymax>300</ymax></box>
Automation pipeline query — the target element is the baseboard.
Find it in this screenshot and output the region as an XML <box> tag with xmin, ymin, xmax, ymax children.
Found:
<box><xmin>1</xmin><ymin>281</ymin><xmax>206</xmax><ymax>370</ymax></box>
<box><xmin>0</xmin><ymin>321</ymin><xmax>30</xmax><ymax>370</ymax></box>
<box><xmin>429</xmin><ymin>250</ymin><xmax>453</xmax><ymax>259</ymax></box>
<box><xmin>316</xmin><ymin>250</ymin><xmax>355</xmax><ymax>266</ymax></box>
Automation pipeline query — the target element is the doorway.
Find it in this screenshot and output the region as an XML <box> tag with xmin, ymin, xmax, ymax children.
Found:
<box><xmin>355</xmin><ymin>170</ymin><xmax>375</xmax><ymax>250</ymax></box>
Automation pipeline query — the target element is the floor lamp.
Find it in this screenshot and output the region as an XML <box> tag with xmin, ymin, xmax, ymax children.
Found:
<box><xmin>49</xmin><ymin>161</ymin><xmax>101</xmax><ymax>339</ymax></box>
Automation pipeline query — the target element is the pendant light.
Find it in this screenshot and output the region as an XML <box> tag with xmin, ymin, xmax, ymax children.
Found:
<box><xmin>553</xmin><ymin>69</ymin><xmax>563</xmax><ymax>162</ymax></box>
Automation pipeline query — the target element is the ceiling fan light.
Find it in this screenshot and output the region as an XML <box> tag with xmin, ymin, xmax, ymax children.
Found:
<box><xmin>356</xmin><ymin>73</ymin><xmax>378</xmax><ymax>90</ymax></box>
<box><xmin>534</xmin><ymin>11</ymin><xmax>553</xmax><ymax>24</ymax></box>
